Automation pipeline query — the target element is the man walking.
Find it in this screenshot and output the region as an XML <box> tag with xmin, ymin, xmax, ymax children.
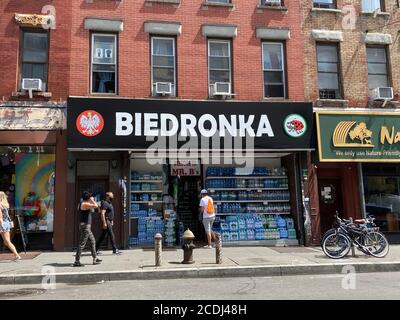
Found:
<box><xmin>199</xmin><ymin>189</ymin><xmax>215</xmax><ymax>249</ymax></box>
<box><xmin>96</xmin><ymin>192</ymin><xmax>121</xmax><ymax>255</ymax></box>
<box><xmin>74</xmin><ymin>191</ymin><xmax>102</xmax><ymax>267</ymax></box>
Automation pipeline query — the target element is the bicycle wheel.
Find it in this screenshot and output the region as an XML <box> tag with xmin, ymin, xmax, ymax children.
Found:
<box><xmin>322</xmin><ymin>231</ymin><xmax>351</xmax><ymax>259</ymax></box>
<box><xmin>363</xmin><ymin>231</ymin><xmax>389</xmax><ymax>258</ymax></box>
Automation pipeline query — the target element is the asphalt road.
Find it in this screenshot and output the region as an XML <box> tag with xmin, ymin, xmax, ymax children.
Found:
<box><xmin>0</xmin><ymin>272</ymin><xmax>399</xmax><ymax>300</ymax></box>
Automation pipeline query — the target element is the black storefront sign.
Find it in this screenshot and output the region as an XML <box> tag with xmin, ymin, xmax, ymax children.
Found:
<box><xmin>67</xmin><ymin>98</ymin><xmax>314</xmax><ymax>150</ymax></box>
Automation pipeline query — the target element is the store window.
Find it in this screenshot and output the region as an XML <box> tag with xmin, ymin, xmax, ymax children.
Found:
<box><xmin>20</xmin><ymin>30</ymin><xmax>49</xmax><ymax>91</ymax></box>
<box><xmin>363</xmin><ymin>164</ymin><xmax>400</xmax><ymax>234</ymax></box>
<box><xmin>262</xmin><ymin>42</ymin><xmax>286</xmax><ymax>98</ymax></box>
<box><xmin>316</xmin><ymin>43</ymin><xmax>342</xmax><ymax>99</ymax></box>
<box><xmin>208</xmin><ymin>40</ymin><xmax>232</xmax><ymax>96</ymax></box>
<box><xmin>313</xmin><ymin>0</ymin><xmax>336</xmax><ymax>9</ymax></box>
<box><xmin>91</xmin><ymin>33</ymin><xmax>117</xmax><ymax>94</ymax></box>
<box><xmin>151</xmin><ymin>37</ymin><xmax>176</xmax><ymax>96</ymax></box>
<box><xmin>366</xmin><ymin>46</ymin><xmax>389</xmax><ymax>89</ymax></box>
<box><xmin>0</xmin><ymin>146</ymin><xmax>55</xmax><ymax>233</ymax></box>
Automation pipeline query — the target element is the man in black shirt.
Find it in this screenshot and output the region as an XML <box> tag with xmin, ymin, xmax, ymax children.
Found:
<box><xmin>74</xmin><ymin>191</ymin><xmax>102</xmax><ymax>267</ymax></box>
<box><xmin>96</xmin><ymin>192</ymin><xmax>121</xmax><ymax>255</ymax></box>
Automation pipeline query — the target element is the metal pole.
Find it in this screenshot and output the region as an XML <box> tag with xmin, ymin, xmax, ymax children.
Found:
<box><xmin>155</xmin><ymin>233</ymin><xmax>162</xmax><ymax>266</ymax></box>
<box><xmin>357</xmin><ymin>163</ymin><xmax>367</xmax><ymax>218</ymax></box>
<box><xmin>215</xmin><ymin>233</ymin><xmax>222</xmax><ymax>264</ymax></box>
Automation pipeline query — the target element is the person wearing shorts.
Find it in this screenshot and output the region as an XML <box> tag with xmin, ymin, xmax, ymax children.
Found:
<box><xmin>199</xmin><ymin>189</ymin><xmax>215</xmax><ymax>249</ymax></box>
<box><xmin>0</xmin><ymin>191</ymin><xmax>20</xmax><ymax>261</ymax></box>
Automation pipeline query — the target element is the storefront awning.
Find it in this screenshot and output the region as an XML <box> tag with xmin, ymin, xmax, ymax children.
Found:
<box><xmin>67</xmin><ymin>97</ymin><xmax>314</xmax><ymax>152</ymax></box>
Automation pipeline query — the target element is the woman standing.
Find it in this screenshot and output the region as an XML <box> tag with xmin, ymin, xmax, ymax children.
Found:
<box><xmin>0</xmin><ymin>191</ymin><xmax>21</xmax><ymax>261</ymax></box>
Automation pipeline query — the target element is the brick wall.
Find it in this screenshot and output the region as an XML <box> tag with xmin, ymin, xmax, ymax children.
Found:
<box><xmin>302</xmin><ymin>0</ymin><xmax>400</xmax><ymax>107</ymax></box>
<box><xmin>0</xmin><ymin>0</ymin><xmax>72</xmax><ymax>101</ymax></box>
<box><xmin>68</xmin><ymin>0</ymin><xmax>304</xmax><ymax>101</ymax></box>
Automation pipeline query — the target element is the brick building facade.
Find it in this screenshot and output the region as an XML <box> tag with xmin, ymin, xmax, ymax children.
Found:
<box><xmin>303</xmin><ymin>1</ymin><xmax>400</xmax><ymax>244</ymax></box>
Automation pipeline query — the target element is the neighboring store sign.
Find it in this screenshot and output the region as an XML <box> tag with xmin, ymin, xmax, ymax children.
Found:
<box><xmin>317</xmin><ymin>111</ymin><xmax>400</xmax><ymax>162</ymax></box>
<box><xmin>67</xmin><ymin>98</ymin><xmax>314</xmax><ymax>150</ymax></box>
<box><xmin>170</xmin><ymin>160</ymin><xmax>201</xmax><ymax>176</ymax></box>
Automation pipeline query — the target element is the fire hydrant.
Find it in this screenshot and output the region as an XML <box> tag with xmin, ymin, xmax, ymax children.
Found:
<box><xmin>181</xmin><ymin>229</ymin><xmax>195</xmax><ymax>264</ymax></box>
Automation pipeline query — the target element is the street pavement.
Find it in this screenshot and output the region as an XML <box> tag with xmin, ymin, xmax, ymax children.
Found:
<box><xmin>0</xmin><ymin>245</ymin><xmax>400</xmax><ymax>284</ymax></box>
<box><xmin>0</xmin><ymin>272</ymin><xmax>399</xmax><ymax>300</ymax></box>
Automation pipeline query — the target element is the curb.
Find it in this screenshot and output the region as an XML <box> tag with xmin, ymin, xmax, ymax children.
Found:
<box><xmin>2</xmin><ymin>261</ymin><xmax>400</xmax><ymax>285</ymax></box>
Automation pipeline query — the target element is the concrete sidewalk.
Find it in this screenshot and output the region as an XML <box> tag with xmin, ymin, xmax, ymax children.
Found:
<box><xmin>0</xmin><ymin>245</ymin><xmax>399</xmax><ymax>284</ymax></box>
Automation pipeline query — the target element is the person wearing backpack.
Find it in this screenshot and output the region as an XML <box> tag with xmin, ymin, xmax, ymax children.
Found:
<box><xmin>199</xmin><ymin>189</ymin><xmax>215</xmax><ymax>249</ymax></box>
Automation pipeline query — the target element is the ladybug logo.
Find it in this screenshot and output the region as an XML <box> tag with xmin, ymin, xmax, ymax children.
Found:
<box><xmin>76</xmin><ymin>110</ymin><xmax>104</xmax><ymax>137</ymax></box>
<box><xmin>284</xmin><ymin>114</ymin><xmax>307</xmax><ymax>138</ymax></box>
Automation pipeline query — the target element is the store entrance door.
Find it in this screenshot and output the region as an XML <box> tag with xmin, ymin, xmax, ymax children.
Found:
<box><xmin>75</xmin><ymin>178</ymin><xmax>108</xmax><ymax>247</ymax></box>
<box><xmin>176</xmin><ymin>176</ymin><xmax>203</xmax><ymax>241</ymax></box>
<box><xmin>318</xmin><ymin>178</ymin><xmax>344</xmax><ymax>236</ymax></box>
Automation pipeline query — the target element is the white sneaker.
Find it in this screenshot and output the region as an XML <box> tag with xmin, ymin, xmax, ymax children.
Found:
<box><xmin>203</xmin><ymin>245</ymin><xmax>212</xmax><ymax>249</ymax></box>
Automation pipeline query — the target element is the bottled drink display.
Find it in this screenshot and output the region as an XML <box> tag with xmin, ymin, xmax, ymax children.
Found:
<box><xmin>206</xmin><ymin>166</ymin><xmax>297</xmax><ymax>242</ymax></box>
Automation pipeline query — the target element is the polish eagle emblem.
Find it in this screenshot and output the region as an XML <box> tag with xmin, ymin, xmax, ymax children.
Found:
<box><xmin>76</xmin><ymin>110</ymin><xmax>104</xmax><ymax>137</ymax></box>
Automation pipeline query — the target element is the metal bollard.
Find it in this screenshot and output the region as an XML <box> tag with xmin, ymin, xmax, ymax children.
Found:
<box><xmin>215</xmin><ymin>232</ymin><xmax>222</xmax><ymax>264</ymax></box>
<box><xmin>154</xmin><ymin>233</ymin><xmax>162</xmax><ymax>266</ymax></box>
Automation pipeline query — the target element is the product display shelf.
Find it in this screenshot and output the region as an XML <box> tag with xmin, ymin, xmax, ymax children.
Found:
<box><xmin>214</xmin><ymin>200</ymin><xmax>290</xmax><ymax>203</ymax></box>
<box><xmin>210</xmin><ymin>188</ymin><xmax>288</xmax><ymax>191</ymax></box>
<box><xmin>131</xmin><ymin>201</ymin><xmax>163</xmax><ymax>204</ymax></box>
<box><xmin>216</xmin><ymin>212</ymin><xmax>291</xmax><ymax>216</ymax></box>
<box><xmin>206</xmin><ymin>176</ymin><xmax>287</xmax><ymax>179</ymax></box>
<box><xmin>131</xmin><ymin>190</ymin><xmax>163</xmax><ymax>193</ymax></box>
<box><xmin>131</xmin><ymin>180</ymin><xmax>163</xmax><ymax>183</ymax></box>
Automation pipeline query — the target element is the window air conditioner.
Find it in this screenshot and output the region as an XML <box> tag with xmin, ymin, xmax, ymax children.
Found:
<box><xmin>155</xmin><ymin>82</ymin><xmax>173</xmax><ymax>95</ymax></box>
<box><xmin>262</xmin><ymin>0</ymin><xmax>282</xmax><ymax>6</ymax></box>
<box><xmin>22</xmin><ymin>78</ymin><xmax>44</xmax><ymax>92</ymax></box>
<box><xmin>213</xmin><ymin>82</ymin><xmax>231</xmax><ymax>96</ymax></box>
<box><xmin>369</xmin><ymin>87</ymin><xmax>393</xmax><ymax>100</ymax></box>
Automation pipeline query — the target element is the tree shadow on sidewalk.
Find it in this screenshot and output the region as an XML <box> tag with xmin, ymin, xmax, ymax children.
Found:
<box><xmin>44</xmin><ymin>263</ymin><xmax>76</xmax><ymax>267</ymax></box>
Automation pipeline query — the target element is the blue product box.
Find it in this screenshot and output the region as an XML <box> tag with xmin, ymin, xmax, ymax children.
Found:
<box><xmin>247</xmin><ymin>230</ymin><xmax>255</xmax><ymax>240</ymax></box>
<box><xmin>229</xmin><ymin>221</ymin><xmax>239</xmax><ymax>231</ymax></box>
<box><xmin>222</xmin><ymin>232</ymin><xmax>230</xmax><ymax>242</ymax></box>
<box><xmin>246</xmin><ymin>218</ymin><xmax>255</xmax><ymax>229</ymax></box>
<box><xmin>238</xmin><ymin>218</ymin><xmax>246</xmax><ymax>229</ymax></box>
<box><xmin>220</xmin><ymin>223</ymin><xmax>230</xmax><ymax>231</ymax></box>
<box><xmin>230</xmin><ymin>232</ymin><xmax>239</xmax><ymax>241</ymax></box>
<box><xmin>239</xmin><ymin>230</ymin><xmax>247</xmax><ymax>240</ymax></box>
<box><xmin>286</xmin><ymin>218</ymin><xmax>295</xmax><ymax>229</ymax></box>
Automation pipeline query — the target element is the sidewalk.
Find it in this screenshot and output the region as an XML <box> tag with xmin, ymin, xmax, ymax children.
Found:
<box><xmin>0</xmin><ymin>245</ymin><xmax>399</xmax><ymax>285</ymax></box>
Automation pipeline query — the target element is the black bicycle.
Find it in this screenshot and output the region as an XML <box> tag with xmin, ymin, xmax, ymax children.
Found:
<box><xmin>321</xmin><ymin>214</ymin><xmax>389</xmax><ymax>259</ymax></box>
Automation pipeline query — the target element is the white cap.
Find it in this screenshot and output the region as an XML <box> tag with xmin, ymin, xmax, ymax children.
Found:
<box><xmin>200</xmin><ymin>189</ymin><xmax>208</xmax><ymax>195</ymax></box>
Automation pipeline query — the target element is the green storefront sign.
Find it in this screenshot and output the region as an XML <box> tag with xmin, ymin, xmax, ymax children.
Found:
<box><xmin>316</xmin><ymin>112</ymin><xmax>400</xmax><ymax>162</ymax></box>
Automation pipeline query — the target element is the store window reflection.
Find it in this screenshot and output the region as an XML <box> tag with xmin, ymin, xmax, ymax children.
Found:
<box><xmin>0</xmin><ymin>146</ymin><xmax>55</xmax><ymax>234</ymax></box>
<box><xmin>364</xmin><ymin>172</ymin><xmax>400</xmax><ymax>233</ymax></box>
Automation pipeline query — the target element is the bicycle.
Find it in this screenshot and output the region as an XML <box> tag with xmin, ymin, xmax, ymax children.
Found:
<box><xmin>321</xmin><ymin>214</ymin><xmax>389</xmax><ymax>259</ymax></box>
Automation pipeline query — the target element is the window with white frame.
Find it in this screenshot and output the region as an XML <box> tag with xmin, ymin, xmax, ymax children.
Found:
<box><xmin>91</xmin><ymin>34</ymin><xmax>117</xmax><ymax>94</ymax></box>
<box><xmin>20</xmin><ymin>30</ymin><xmax>49</xmax><ymax>91</ymax></box>
<box><xmin>316</xmin><ymin>43</ymin><xmax>342</xmax><ymax>99</ymax></box>
<box><xmin>208</xmin><ymin>40</ymin><xmax>232</xmax><ymax>96</ymax></box>
<box><xmin>313</xmin><ymin>0</ymin><xmax>336</xmax><ymax>9</ymax></box>
<box><xmin>361</xmin><ymin>0</ymin><xmax>384</xmax><ymax>12</ymax></box>
<box><xmin>262</xmin><ymin>42</ymin><xmax>285</xmax><ymax>98</ymax></box>
<box><xmin>366</xmin><ymin>46</ymin><xmax>389</xmax><ymax>89</ymax></box>
<box><xmin>151</xmin><ymin>37</ymin><xmax>176</xmax><ymax>96</ymax></box>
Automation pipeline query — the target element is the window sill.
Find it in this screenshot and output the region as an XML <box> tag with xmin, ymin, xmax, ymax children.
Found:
<box><xmin>90</xmin><ymin>93</ymin><xmax>117</xmax><ymax>97</ymax></box>
<box><xmin>202</xmin><ymin>1</ymin><xmax>235</xmax><ymax>9</ymax></box>
<box><xmin>368</xmin><ymin>100</ymin><xmax>399</xmax><ymax>108</ymax></box>
<box><xmin>263</xmin><ymin>97</ymin><xmax>287</xmax><ymax>101</ymax></box>
<box><xmin>311</xmin><ymin>7</ymin><xmax>342</xmax><ymax>14</ymax></box>
<box><xmin>11</xmin><ymin>91</ymin><xmax>52</xmax><ymax>98</ymax></box>
<box><xmin>315</xmin><ymin>99</ymin><xmax>349</xmax><ymax>108</ymax></box>
<box><xmin>145</xmin><ymin>0</ymin><xmax>181</xmax><ymax>4</ymax></box>
<box><xmin>361</xmin><ymin>11</ymin><xmax>391</xmax><ymax>17</ymax></box>
<box><xmin>256</xmin><ymin>5</ymin><xmax>288</xmax><ymax>12</ymax></box>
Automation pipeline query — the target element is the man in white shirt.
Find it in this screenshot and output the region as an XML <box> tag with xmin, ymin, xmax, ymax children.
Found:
<box><xmin>199</xmin><ymin>189</ymin><xmax>215</xmax><ymax>249</ymax></box>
